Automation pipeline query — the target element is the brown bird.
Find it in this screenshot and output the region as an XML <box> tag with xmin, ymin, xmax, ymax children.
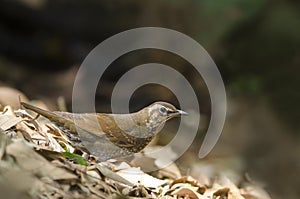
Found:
<box><xmin>21</xmin><ymin>101</ymin><xmax>187</xmax><ymax>161</ymax></box>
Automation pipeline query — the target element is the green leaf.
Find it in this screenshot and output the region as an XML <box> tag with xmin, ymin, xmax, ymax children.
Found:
<box><xmin>62</xmin><ymin>152</ymin><xmax>88</xmax><ymax>166</ymax></box>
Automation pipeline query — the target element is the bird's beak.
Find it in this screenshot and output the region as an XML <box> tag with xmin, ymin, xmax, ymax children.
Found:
<box><xmin>176</xmin><ymin>109</ymin><xmax>188</xmax><ymax>115</ymax></box>
<box><xmin>167</xmin><ymin>109</ymin><xmax>188</xmax><ymax>118</ymax></box>
<box><xmin>166</xmin><ymin>109</ymin><xmax>188</xmax><ymax>119</ymax></box>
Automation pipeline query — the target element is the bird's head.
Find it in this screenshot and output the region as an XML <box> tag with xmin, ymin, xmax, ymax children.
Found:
<box><xmin>144</xmin><ymin>101</ymin><xmax>187</xmax><ymax>132</ymax></box>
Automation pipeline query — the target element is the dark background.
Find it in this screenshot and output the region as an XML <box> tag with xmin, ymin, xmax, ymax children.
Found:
<box><xmin>0</xmin><ymin>0</ymin><xmax>299</xmax><ymax>198</ymax></box>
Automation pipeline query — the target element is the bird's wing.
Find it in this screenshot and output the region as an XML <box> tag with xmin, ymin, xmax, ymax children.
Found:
<box><xmin>53</xmin><ymin>112</ymin><xmax>148</xmax><ymax>151</ymax></box>
<box><xmin>53</xmin><ymin>112</ymin><xmax>106</xmax><ymax>136</ymax></box>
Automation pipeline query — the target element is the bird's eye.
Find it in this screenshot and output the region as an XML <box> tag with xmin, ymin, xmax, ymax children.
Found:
<box><xmin>159</xmin><ymin>107</ymin><xmax>167</xmax><ymax>114</ymax></box>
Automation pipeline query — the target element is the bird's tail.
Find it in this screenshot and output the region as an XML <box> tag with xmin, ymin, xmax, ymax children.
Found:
<box><xmin>21</xmin><ymin>102</ymin><xmax>62</xmax><ymax>123</ymax></box>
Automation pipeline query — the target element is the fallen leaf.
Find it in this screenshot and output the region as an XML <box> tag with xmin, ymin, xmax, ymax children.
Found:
<box><xmin>6</xmin><ymin>141</ymin><xmax>77</xmax><ymax>180</ymax></box>
<box><xmin>116</xmin><ymin>166</ymin><xmax>168</xmax><ymax>188</ymax></box>
<box><xmin>171</xmin><ymin>187</ymin><xmax>206</xmax><ymax>199</ymax></box>
<box><xmin>241</xmin><ymin>185</ymin><xmax>272</xmax><ymax>199</ymax></box>
<box><xmin>96</xmin><ymin>163</ymin><xmax>133</xmax><ymax>186</ymax></box>
<box><xmin>0</xmin><ymin>114</ymin><xmax>23</xmax><ymax>131</ymax></box>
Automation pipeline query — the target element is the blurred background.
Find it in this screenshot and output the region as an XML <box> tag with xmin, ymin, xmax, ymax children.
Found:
<box><xmin>0</xmin><ymin>0</ymin><xmax>299</xmax><ymax>198</ymax></box>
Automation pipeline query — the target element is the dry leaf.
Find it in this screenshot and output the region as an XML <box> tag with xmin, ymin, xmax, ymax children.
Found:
<box><xmin>6</xmin><ymin>141</ymin><xmax>77</xmax><ymax>180</ymax></box>
<box><xmin>172</xmin><ymin>176</ymin><xmax>206</xmax><ymax>194</ymax></box>
<box><xmin>0</xmin><ymin>114</ymin><xmax>23</xmax><ymax>131</ymax></box>
<box><xmin>96</xmin><ymin>163</ymin><xmax>133</xmax><ymax>186</ymax></box>
<box><xmin>241</xmin><ymin>185</ymin><xmax>272</xmax><ymax>199</ymax></box>
<box><xmin>171</xmin><ymin>187</ymin><xmax>206</xmax><ymax>199</ymax></box>
<box><xmin>116</xmin><ymin>166</ymin><xmax>168</xmax><ymax>188</ymax></box>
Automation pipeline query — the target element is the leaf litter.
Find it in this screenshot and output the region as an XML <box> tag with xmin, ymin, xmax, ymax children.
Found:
<box><xmin>0</xmin><ymin>94</ymin><xmax>272</xmax><ymax>199</ymax></box>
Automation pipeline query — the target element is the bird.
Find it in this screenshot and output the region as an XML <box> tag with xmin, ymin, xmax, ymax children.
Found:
<box><xmin>21</xmin><ymin>101</ymin><xmax>187</xmax><ymax>161</ymax></box>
